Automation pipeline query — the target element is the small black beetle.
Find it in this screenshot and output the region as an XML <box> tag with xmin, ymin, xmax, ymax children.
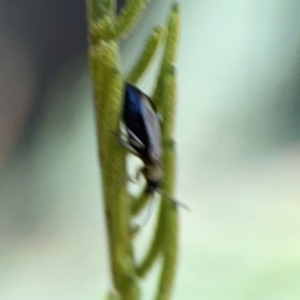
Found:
<box><xmin>121</xmin><ymin>83</ymin><xmax>189</xmax><ymax>211</ymax></box>
<box><xmin>123</xmin><ymin>83</ymin><xmax>163</xmax><ymax>194</ymax></box>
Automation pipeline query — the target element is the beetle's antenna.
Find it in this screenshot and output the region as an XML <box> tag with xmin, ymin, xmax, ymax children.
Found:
<box><xmin>160</xmin><ymin>192</ymin><xmax>190</xmax><ymax>211</ymax></box>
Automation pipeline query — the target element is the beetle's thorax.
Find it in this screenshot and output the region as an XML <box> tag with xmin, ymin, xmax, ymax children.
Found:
<box><xmin>143</xmin><ymin>161</ymin><xmax>163</xmax><ymax>182</ymax></box>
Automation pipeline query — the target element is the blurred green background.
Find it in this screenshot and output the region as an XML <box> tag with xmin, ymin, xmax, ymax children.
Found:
<box><xmin>1</xmin><ymin>0</ymin><xmax>300</xmax><ymax>299</ymax></box>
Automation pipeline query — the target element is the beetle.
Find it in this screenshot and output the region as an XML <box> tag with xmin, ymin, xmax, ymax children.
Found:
<box><xmin>123</xmin><ymin>83</ymin><xmax>163</xmax><ymax>195</ymax></box>
<box><xmin>119</xmin><ymin>83</ymin><xmax>189</xmax><ymax>211</ymax></box>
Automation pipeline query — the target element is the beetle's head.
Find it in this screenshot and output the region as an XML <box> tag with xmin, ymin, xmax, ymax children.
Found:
<box><xmin>145</xmin><ymin>179</ymin><xmax>160</xmax><ymax>194</ymax></box>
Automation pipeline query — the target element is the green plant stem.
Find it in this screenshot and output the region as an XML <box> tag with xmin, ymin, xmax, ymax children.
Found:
<box><xmin>87</xmin><ymin>1</ymin><xmax>181</xmax><ymax>299</ymax></box>
<box><xmin>135</xmin><ymin>5</ymin><xmax>181</xmax><ymax>289</ymax></box>
<box><xmin>136</xmin><ymin>206</ymin><xmax>164</xmax><ymax>277</ymax></box>
<box><xmin>131</xmin><ymin>189</ymin><xmax>151</xmax><ymax>216</ymax></box>
<box><xmin>155</xmin><ymin>68</ymin><xmax>178</xmax><ymax>300</ymax></box>
<box><xmin>89</xmin><ymin>40</ymin><xmax>140</xmax><ymax>300</ymax></box>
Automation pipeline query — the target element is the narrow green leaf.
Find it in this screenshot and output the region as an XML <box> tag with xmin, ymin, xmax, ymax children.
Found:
<box><xmin>87</xmin><ymin>0</ymin><xmax>116</xmax><ymax>22</ymax></box>
<box><xmin>89</xmin><ymin>16</ymin><xmax>116</xmax><ymax>43</ymax></box>
<box><xmin>114</xmin><ymin>0</ymin><xmax>149</xmax><ymax>39</ymax></box>
<box><xmin>127</xmin><ymin>27</ymin><xmax>165</xmax><ymax>84</ymax></box>
<box><xmin>152</xmin><ymin>4</ymin><xmax>180</xmax><ymax>109</ymax></box>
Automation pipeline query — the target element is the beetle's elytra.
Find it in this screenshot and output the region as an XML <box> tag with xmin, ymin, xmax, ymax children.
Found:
<box><xmin>123</xmin><ymin>83</ymin><xmax>163</xmax><ymax>194</ymax></box>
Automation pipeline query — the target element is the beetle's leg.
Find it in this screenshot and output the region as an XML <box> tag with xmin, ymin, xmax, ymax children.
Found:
<box><xmin>127</xmin><ymin>129</ymin><xmax>145</xmax><ymax>149</ymax></box>
<box><xmin>128</xmin><ymin>137</ymin><xmax>143</xmax><ymax>149</ymax></box>
<box><xmin>127</xmin><ymin>174</ymin><xmax>137</xmax><ymax>183</ymax></box>
<box><xmin>126</xmin><ymin>165</ymin><xmax>146</xmax><ymax>185</ymax></box>
<box><xmin>110</xmin><ymin>130</ymin><xmax>139</xmax><ymax>154</ymax></box>
<box><xmin>110</xmin><ymin>131</ymin><xmax>145</xmax><ymax>184</ymax></box>
<box><xmin>134</xmin><ymin>165</ymin><xmax>145</xmax><ymax>181</ymax></box>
